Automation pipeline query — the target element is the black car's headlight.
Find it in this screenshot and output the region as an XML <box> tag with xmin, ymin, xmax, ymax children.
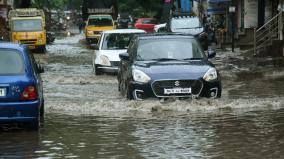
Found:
<box><xmin>132</xmin><ymin>69</ymin><xmax>151</xmax><ymax>83</ymax></box>
<box><xmin>203</xmin><ymin>68</ymin><xmax>218</xmax><ymax>82</ymax></box>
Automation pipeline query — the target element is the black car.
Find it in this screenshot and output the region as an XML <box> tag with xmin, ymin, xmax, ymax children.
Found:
<box><xmin>118</xmin><ymin>34</ymin><xmax>221</xmax><ymax>100</ymax></box>
<box><xmin>165</xmin><ymin>16</ymin><xmax>209</xmax><ymax>50</ymax></box>
<box><xmin>117</xmin><ymin>13</ymin><xmax>133</xmax><ymax>29</ymax></box>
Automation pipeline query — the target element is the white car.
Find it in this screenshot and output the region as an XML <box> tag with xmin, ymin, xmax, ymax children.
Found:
<box><xmin>92</xmin><ymin>29</ymin><xmax>146</xmax><ymax>75</ymax></box>
<box><xmin>154</xmin><ymin>23</ymin><xmax>166</xmax><ymax>32</ymax></box>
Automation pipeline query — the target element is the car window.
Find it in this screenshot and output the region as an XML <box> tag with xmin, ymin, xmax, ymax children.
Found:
<box><xmin>136</xmin><ymin>38</ymin><xmax>205</xmax><ymax>61</ymax></box>
<box><xmin>88</xmin><ymin>17</ymin><xmax>113</xmax><ymax>26</ymax></box>
<box><xmin>142</xmin><ymin>19</ymin><xmax>157</xmax><ymax>24</ymax></box>
<box><xmin>171</xmin><ymin>18</ymin><xmax>201</xmax><ymax>29</ymax></box>
<box><xmin>0</xmin><ymin>49</ymin><xmax>25</xmax><ymax>75</ymax></box>
<box><xmin>102</xmin><ymin>33</ymin><xmax>141</xmax><ymax>50</ymax></box>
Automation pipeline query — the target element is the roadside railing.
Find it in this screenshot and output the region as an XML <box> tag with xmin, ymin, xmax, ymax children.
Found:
<box><xmin>254</xmin><ymin>11</ymin><xmax>283</xmax><ymax>55</ymax></box>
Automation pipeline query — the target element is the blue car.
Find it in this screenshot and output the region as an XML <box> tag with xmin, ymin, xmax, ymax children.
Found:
<box><xmin>0</xmin><ymin>42</ymin><xmax>44</xmax><ymax>130</ymax></box>
<box><xmin>118</xmin><ymin>34</ymin><xmax>222</xmax><ymax>100</ymax></box>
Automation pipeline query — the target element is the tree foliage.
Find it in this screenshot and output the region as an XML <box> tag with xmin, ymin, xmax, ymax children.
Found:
<box><xmin>118</xmin><ymin>0</ymin><xmax>164</xmax><ymax>17</ymax></box>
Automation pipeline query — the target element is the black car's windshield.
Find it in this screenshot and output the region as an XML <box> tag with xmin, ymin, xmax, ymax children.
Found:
<box><xmin>102</xmin><ymin>33</ymin><xmax>138</xmax><ymax>50</ymax></box>
<box><xmin>171</xmin><ymin>18</ymin><xmax>201</xmax><ymax>29</ymax></box>
<box><xmin>0</xmin><ymin>49</ymin><xmax>24</xmax><ymax>75</ymax></box>
<box><xmin>136</xmin><ymin>38</ymin><xmax>205</xmax><ymax>61</ymax></box>
<box><xmin>88</xmin><ymin>16</ymin><xmax>113</xmax><ymax>26</ymax></box>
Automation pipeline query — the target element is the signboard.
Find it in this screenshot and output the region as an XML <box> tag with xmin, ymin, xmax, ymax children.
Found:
<box><xmin>244</xmin><ymin>0</ymin><xmax>258</xmax><ymax>28</ymax></box>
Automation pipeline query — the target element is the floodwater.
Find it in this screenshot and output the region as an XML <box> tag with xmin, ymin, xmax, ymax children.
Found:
<box><xmin>1</xmin><ymin>33</ymin><xmax>284</xmax><ymax>158</ymax></box>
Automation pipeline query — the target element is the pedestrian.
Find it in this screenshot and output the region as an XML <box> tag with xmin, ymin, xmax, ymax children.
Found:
<box><xmin>78</xmin><ymin>18</ymin><xmax>85</xmax><ymax>34</ymax></box>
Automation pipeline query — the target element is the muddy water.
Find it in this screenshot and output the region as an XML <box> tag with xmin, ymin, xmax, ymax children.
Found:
<box><xmin>1</xmin><ymin>34</ymin><xmax>284</xmax><ymax>158</ymax></box>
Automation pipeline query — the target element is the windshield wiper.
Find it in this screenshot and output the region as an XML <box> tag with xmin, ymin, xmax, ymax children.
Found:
<box><xmin>151</xmin><ymin>58</ymin><xmax>181</xmax><ymax>61</ymax></box>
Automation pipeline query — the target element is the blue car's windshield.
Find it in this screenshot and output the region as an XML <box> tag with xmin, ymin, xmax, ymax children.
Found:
<box><xmin>136</xmin><ymin>38</ymin><xmax>205</xmax><ymax>61</ymax></box>
<box><xmin>0</xmin><ymin>49</ymin><xmax>24</xmax><ymax>75</ymax></box>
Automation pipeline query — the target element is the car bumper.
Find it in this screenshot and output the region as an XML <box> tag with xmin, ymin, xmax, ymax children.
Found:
<box><xmin>0</xmin><ymin>100</ymin><xmax>40</xmax><ymax>122</ymax></box>
<box><xmin>128</xmin><ymin>79</ymin><xmax>221</xmax><ymax>100</ymax></box>
<box><xmin>97</xmin><ymin>65</ymin><xmax>118</xmax><ymax>73</ymax></box>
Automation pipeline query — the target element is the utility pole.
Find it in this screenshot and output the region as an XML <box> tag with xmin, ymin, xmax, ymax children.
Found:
<box><xmin>229</xmin><ymin>6</ymin><xmax>236</xmax><ymax>52</ymax></box>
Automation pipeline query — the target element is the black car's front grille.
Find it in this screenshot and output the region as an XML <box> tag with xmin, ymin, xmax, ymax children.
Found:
<box><xmin>151</xmin><ymin>80</ymin><xmax>203</xmax><ymax>97</ymax></box>
<box><xmin>110</xmin><ymin>61</ymin><xmax>120</xmax><ymax>67</ymax></box>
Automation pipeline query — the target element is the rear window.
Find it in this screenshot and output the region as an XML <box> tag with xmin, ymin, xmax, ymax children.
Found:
<box><xmin>142</xmin><ymin>19</ymin><xmax>157</xmax><ymax>24</ymax></box>
<box><xmin>0</xmin><ymin>49</ymin><xmax>25</xmax><ymax>75</ymax></box>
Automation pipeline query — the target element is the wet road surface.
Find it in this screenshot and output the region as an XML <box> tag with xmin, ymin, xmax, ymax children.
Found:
<box><xmin>1</xmin><ymin>33</ymin><xmax>284</xmax><ymax>158</ymax></box>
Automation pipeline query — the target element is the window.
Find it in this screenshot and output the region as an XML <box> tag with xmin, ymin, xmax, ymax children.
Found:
<box><xmin>137</xmin><ymin>38</ymin><xmax>205</xmax><ymax>61</ymax></box>
<box><xmin>12</xmin><ymin>19</ymin><xmax>42</xmax><ymax>32</ymax></box>
<box><xmin>171</xmin><ymin>18</ymin><xmax>201</xmax><ymax>29</ymax></box>
<box><xmin>0</xmin><ymin>49</ymin><xmax>25</xmax><ymax>75</ymax></box>
<box><xmin>88</xmin><ymin>17</ymin><xmax>113</xmax><ymax>26</ymax></box>
<box><xmin>102</xmin><ymin>33</ymin><xmax>139</xmax><ymax>50</ymax></box>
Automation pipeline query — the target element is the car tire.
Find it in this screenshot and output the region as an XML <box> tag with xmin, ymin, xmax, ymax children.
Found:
<box><xmin>95</xmin><ymin>65</ymin><xmax>102</xmax><ymax>75</ymax></box>
<box><xmin>25</xmin><ymin>117</ymin><xmax>40</xmax><ymax>131</ymax></box>
<box><xmin>40</xmin><ymin>101</ymin><xmax>45</xmax><ymax>126</ymax></box>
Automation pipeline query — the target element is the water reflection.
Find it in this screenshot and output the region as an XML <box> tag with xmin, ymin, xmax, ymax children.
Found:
<box><xmin>1</xmin><ymin>109</ymin><xmax>284</xmax><ymax>158</ymax></box>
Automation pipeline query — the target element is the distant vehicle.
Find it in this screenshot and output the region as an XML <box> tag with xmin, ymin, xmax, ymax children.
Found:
<box><xmin>118</xmin><ymin>34</ymin><xmax>221</xmax><ymax>100</ymax></box>
<box><xmin>92</xmin><ymin>29</ymin><xmax>146</xmax><ymax>75</ymax></box>
<box><xmin>0</xmin><ymin>43</ymin><xmax>45</xmax><ymax>130</ymax></box>
<box><xmin>46</xmin><ymin>32</ymin><xmax>55</xmax><ymax>44</ymax></box>
<box><xmin>8</xmin><ymin>8</ymin><xmax>46</xmax><ymax>52</ymax></box>
<box><xmin>166</xmin><ymin>16</ymin><xmax>209</xmax><ymax>50</ymax></box>
<box><xmin>85</xmin><ymin>14</ymin><xmax>115</xmax><ymax>44</ymax></box>
<box><xmin>154</xmin><ymin>23</ymin><xmax>166</xmax><ymax>32</ymax></box>
<box><xmin>117</xmin><ymin>14</ymin><xmax>133</xmax><ymax>29</ymax></box>
<box><xmin>134</xmin><ymin>18</ymin><xmax>158</xmax><ymax>33</ymax></box>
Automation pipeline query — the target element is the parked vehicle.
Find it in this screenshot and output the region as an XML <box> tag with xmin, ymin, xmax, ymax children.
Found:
<box><xmin>46</xmin><ymin>31</ymin><xmax>55</xmax><ymax>44</ymax></box>
<box><xmin>154</xmin><ymin>23</ymin><xmax>166</xmax><ymax>32</ymax></box>
<box><xmin>166</xmin><ymin>16</ymin><xmax>209</xmax><ymax>50</ymax></box>
<box><xmin>92</xmin><ymin>29</ymin><xmax>146</xmax><ymax>75</ymax></box>
<box><xmin>118</xmin><ymin>33</ymin><xmax>221</xmax><ymax>100</ymax></box>
<box><xmin>8</xmin><ymin>8</ymin><xmax>46</xmax><ymax>52</ymax></box>
<box><xmin>0</xmin><ymin>42</ymin><xmax>45</xmax><ymax>130</ymax></box>
<box><xmin>134</xmin><ymin>18</ymin><xmax>158</xmax><ymax>33</ymax></box>
<box><xmin>85</xmin><ymin>14</ymin><xmax>115</xmax><ymax>44</ymax></box>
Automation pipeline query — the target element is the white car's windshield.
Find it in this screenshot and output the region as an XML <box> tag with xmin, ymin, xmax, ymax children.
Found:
<box><xmin>137</xmin><ymin>38</ymin><xmax>205</xmax><ymax>61</ymax></box>
<box><xmin>12</xmin><ymin>19</ymin><xmax>42</xmax><ymax>32</ymax></box>
<box><xmin>102</xmin><ymin>33</ymin><xmax>139</xmax><ymax>50</ymax></box>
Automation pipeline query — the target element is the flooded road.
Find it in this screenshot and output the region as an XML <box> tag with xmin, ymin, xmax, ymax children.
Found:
<box><xmin>1</xmin><ymin>33</ymin><xmax>284</xmax><ymax>158</ymax></box>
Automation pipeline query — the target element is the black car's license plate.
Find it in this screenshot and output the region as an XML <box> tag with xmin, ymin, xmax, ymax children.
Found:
<box><xmin>164</xmin><ymin>88</ymin><xmax>191</xmax><ymax>95</ymax></box>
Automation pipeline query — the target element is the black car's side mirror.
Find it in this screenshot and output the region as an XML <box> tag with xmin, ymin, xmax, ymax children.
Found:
<box><xmin>90</xmin><ymin>44</ymin><xmax>99</xmax><ymax>50</ymax></box>
<box><xmin>119</xmin><ymin>53</ymin><xmax>129</xmax><ymax>61</ymax></box>
<box><xmin>207</xmin><ymin>49</ymin><xmax>216</xmax><ymax>59</ymax></box>
<box><xmin>38</xmin><ymin>65</ymin><xmax>45</xmax><ymax>73</ymax></box>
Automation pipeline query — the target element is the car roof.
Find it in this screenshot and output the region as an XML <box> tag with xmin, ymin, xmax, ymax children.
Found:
<box><xmin>0</xmin><ymin>42</ymin><xmax>25</xmax><ymax>52</ymax></box>
<box><xmin>137</xmin><ymin>33</ymin><xmax>195</xmax><ymax>40</ymax></box>
<box><xmin>102</xmin><ymin>29</ymin><xmax>146</xmax><ymax>34</ymax></box>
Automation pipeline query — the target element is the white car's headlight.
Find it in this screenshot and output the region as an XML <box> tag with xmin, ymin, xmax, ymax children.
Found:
<box><xmin>203</xmin><ymin>68</ymin><xmax>218</xmax><ymax>81</ymax></box>
<box><xmin>100</xmin><ymin>55</ymin><xmax>111</xmax><ymax>66</ymax></box>
<box><xmin>132</xmin><ymin>69</ymin><xmax>151</xmax><ymax>83</ymax></box>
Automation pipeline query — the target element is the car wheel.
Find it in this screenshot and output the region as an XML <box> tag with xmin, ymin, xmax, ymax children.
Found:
<box><xmin>40</xmin><ymin>101</ymin><xmax>45</xmax><ymax>126</ymax></box>
<box><xmin>216</xmin><ymin>87</ymin><xmax>222</xmax><ymax>98</ymax></box>
<box><xmin>95</xmin><ymin>65</ymin><xmax>102</xmax><ymax>75</ymax></box>
<box><xmin>25</xmin><ymin>117</ymin><xmax>40</xmax><ymax>131</ymax></box>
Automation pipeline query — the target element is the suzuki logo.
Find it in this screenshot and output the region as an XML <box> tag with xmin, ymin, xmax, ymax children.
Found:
<box><xmin>174</xmin><ymin>81</ymin><xmax>180</xmax><ymax>87</ymax></box>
